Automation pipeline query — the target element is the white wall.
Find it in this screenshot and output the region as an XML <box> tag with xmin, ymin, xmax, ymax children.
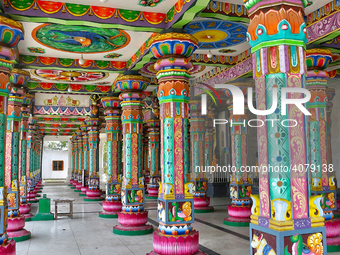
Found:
<box><xmin>42</xmin><ymin>149</ymin><xmax>69</xmax><ymax>179</ymax></box>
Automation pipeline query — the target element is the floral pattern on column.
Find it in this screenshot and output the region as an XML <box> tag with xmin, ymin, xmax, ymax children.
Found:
<box><xmin>113</xmin><ymin>74</ymin><xmax>153</xmax><ymax>235</ymax></box>
<box><xmin>245</xmin><ymin>1</ymin><xmax>327</xmax><ymax>254</ymax></box>
<box><xmin>19</xmin><ymin>93</ymin><xmax>34</xmax><ymax>219</ymax></box>
<box><xmin>147</xmin><ymin>32</ymin><xmax>208</xmax><ymax>255</ymax></box>
<box><xmin>99</xmin><ymin>96</ymin><xmax>123</xmax><ymax>217</ymax></box>
<box><xmin>84</xmin><ymin>94</ymin><xmax>103</xmax><ymax>201</ymax></box>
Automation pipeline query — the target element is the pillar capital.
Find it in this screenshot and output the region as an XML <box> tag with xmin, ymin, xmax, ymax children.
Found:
<box><xmin>246</xmin><ymin>3</ymin><xmax>308</xmax><ymax>77</ymax></box>
<box><xmin>116</xmin><ymin>75</ymin><xmax>149</xmax><ymax>93</ymax></box>
<box><xmin>244</xmin><ymin>0</ymin><xmax>311</xmax><ymax>14</ymax></box>
<box><xmin>10</xmin><ymin>69</ymin><xmax>30</xmax><ymax>87</ymax></box>
<box><xmin>149</xmin><ymin>32</ymin><xmax>198</xmax><ymax>59</ymax></box>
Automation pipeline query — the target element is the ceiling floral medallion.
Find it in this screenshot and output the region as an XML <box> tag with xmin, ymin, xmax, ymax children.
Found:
<box><xmin>104</xmin><ymin>53</ymin><xmax>122</xmax><ymax>59</ymax></box>
<box><xmin>139</xmin><ymin>0</ymin><xmax>163</xmax><ymax>7</ymax></box>
<box><xmin>31</xmin><ymin>69</ymin><xmax>109</xmax><ymax>82</ymax></box>
<box><xmin>218</xmin><ymin>49</ymin><xmax>237</xmax><ymax>54</ymax></box>
<box><xmin>32</xmin><ymin>24</ymin><xmax>131</xmax><ymax>53</ymax></box>
<box><xmin>27</xmin><ymin>47</ymin><xmax>45</xmax><ymax>54</ymax></box>
<box><xmin>184</xmin><ymin>20</ymin><xmax>247</xmax><ymax>49</ymax></box>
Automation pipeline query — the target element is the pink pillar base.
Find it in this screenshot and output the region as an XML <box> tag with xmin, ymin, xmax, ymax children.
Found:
<box><xmin>7</xmin><ymin>216</ymin><xmax>31</xmax><ymax>241</ymax></box>
<box><xmin>113</xmin><ymin>224</ymin><xmax>153</xmax><ymax>233</ymax></box>
<box><xmin>224</xmin><ymin>217</ymin><xmax>250</xmax><ymax>223</ymax></box>
<box><xmin>27</xmin><ymin>198</ymin><xmax>38</xmax><ymax>203</ymax></box>
<box><xmin>193</xmin><ymin>197</ymin><xmax>214</xmax><ymax>212</ymax></box>
<box><xmin>147</xmin><ymin>187</ymin><xmax>159</xmax><ymax>197</ymax></box>
<box><xmin>147</xmin><ymin>251</ymin><xmax>206</xmax><ymax>255</ymax></box>
<box><xmin>86</xmin><ymin>190</ymin><xmax>102</xmax><ymax>197</ymax></box>
<box><xmin>0</xmin><ymin>239</ymin><xmax>16</xmax><ymax>255</ymax></box>
<box><xmin>7</xmin><ymin>229</ymin><xmax>31</xmax><ymax>239</ymax></box>
<box><xmin>227</xmin><ymin>205</ymin><xmax>252</xmax><ymax>218</ymax></box>
<box><xmin>118</xmin><ymin>211</ymin><xmax>149</xmax><ymax>227</ymax></box>
<box><xmin>327</xmin><ymin>236</ymin><xmax>340</xmax><ymax>246</ymax></box>
<box><xmin>27</xmin><ymin>192</ymin><xmax>36</xmax><ymax>199</ymax></box>
<box><xmin>101</xmin><ymin>201</ymin><xmax>122</xmax><ymax>213</ymax></box>
<box><xmin>224</xmin><ymin>205</ymin><xmax>251</xmax><ymax>226</ymax></box>
<box><xmin>113</xmin><ymin>211</ymin><xmax>154</xmax><ymax>235</ymax></box>
<box><xmin>19</xmin><ymin>204</ymin><xmax>31</xmax><ymax>215</ymax></box>
<box><xmin>326</xmin><ymin>219</ymin><xmax>340</xmax><ymax>238</ymax></box>
<box><xmin>19</xmin><ymin>204</ymin><xmax>34</xmax><ymax>219</ymax></box>
<box><xmin>7</xmin><ymin>216</ymin><xmax>26</xmax><ymax>231</ymax></box>
<box><xmin>148</xmin><ymin>230</ymin><xmax>204</xmax><ymax>255</ymax></box>
<box><xmin>81</xmin><ymin>187</ymin><xmax>88</xmax><ymax>193</ymax></box>
<box><xmin>76</xmin><ymin>183</ymin><xmax>82</xmax><ymax>190</ymax></box>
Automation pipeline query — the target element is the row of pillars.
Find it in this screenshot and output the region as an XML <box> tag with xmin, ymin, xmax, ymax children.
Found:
<box><xmin>0</xmin><ymin>16</ymin><xmax>43</xmax><ymax>252</ymax></box>
<box><xmin>69</xmin><ymin>29</ymin><xmax>340</xmax><ymax>255</ymax></box>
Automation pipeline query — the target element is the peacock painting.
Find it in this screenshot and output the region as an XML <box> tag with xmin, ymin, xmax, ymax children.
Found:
<box><xmin>33</xmin><ymin>24</ymin><xmax>130</xmax><ymax>53</ymax></box>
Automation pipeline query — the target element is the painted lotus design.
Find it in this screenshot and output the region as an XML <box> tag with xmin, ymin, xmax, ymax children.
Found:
<box><xmin>32</xmin><ymin>69</ymin><xmax>108</xmax><ymax>82</ymax></box>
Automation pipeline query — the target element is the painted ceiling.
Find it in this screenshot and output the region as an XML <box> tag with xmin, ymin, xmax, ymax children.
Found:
<box><xmin>42</xmin><ymin>0</ymin><xmax>180</xmax><ymax>13</ymax></box>
<box><xmin>19</xmin><ymin>22</ymin><xmax>153</xmax><ymax>61</ymax></box>
<box><xmin>3</xmin><ymin>0</ymin><xmax>338</xmax><ymax>136</ymax></box>
<box><xmin>25</xmin><ymin>68</ymin><xmax>119</xmax><ymax>84</ymax></box>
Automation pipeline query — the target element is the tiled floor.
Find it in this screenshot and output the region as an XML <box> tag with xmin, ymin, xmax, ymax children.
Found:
<box><xmin>16</xmin><ymin>184</ymin><xmax>340</xmax><ymax>255</ymax></box>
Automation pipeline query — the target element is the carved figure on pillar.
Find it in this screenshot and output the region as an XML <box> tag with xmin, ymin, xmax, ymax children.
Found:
<box><xmin>147</xmin><ymin>30</ymin><xmax>206</xmax><ymax>255</ymax></box>
<box><xmin>113</xmin><ymin>73</ymin><xmax>153</xmax><ymax>235</ymax></box>
<box><xmin>244</xmin><ymin>1</ymin><xmax>327</xmax><ymax>254</ymax></box>
<box><xmin>99</xmin><ymin>94</ymin><xmax>123</xmax><ymax>218</ymax></box>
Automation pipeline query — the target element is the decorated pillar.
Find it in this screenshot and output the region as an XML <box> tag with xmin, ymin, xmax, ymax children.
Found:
<box><xmin>80</xmin><ymin>123</ymin><xmax>89</xmax><ymax>196</ymax></box>
<box><xmin>84</xmin><ymin>94</ymin><xmax>103</xmax><ymax>201</ymax></box>
<box><xmin>143</xmin><ymin>127</ymin><xmax>150</xmax><ymax>178</ymax></box>
<box><xmin>71</xmin><ymin>134</ymin><xmax>78</xmax><ymax>188</ymax></box>
<box><xmin>112</xmin><ymin>73</ymin><xmax>153</xmax><ymax>235</ymax></box>
<box><xmin>33</xmin><ymin>135</ymin><xmax>42</xmax><ymax>192</ymax></box>
<box><xmin>0</xmin><ymin>65</ymin><xmax>15</xmax><ymax>253</ymax></box>
<box><xmin>224</xmin><ymin>85</ymin><xmax>252</xmax><ymax>226</ymax></box>
<box><xmin>75</xmin><ymin>130</ymin><xmax>83</xmax><ymax>192</ymax></box>
<box><xmin>146</xmin><ymin>96</ymin><xmax>161</xmax><ymax>199</ymax></box>
<box><xmin>6</xmin><ymin>69</ymin><xmax>31</xmax><ymax>241</ymax></box>
<box><xmin>147</xmin><ymin>31</ymin><xmax>206</xmax><ymax>255</ymax></box>
<box><xmin>145</xmin><ymin>118</ymin><xmax>160</xmax><ymax>199</ymax></box>
<box><xmin>143</xmin><ymin>126</ymin><xmax>150</xmax><ymax>194</ymax></box>
<box><xmin>0</xmin><ymin>17</ymin><xmax>25</xmax><ymax>254</ymax></box>
<box><xmin>306</xmin><ymin>49</ymin><xmax>340</xmax><ymax>252</ymax></box>
<box><xmin>27</xmin><ymin>117</ymin><xmax>38</xmax><ymax>203</ymax></box>
<box><xmin>189</xmin><ymin>100</ymin><xmax>214</xmax><ymax>213</ymax></box>
<box><xmin>99</xmin><ymin>95</ymin><xmax>123</xmax><ymax>218</ymax></box>
<box><xmin>35</xmin><ymin>135</ymin><xmax>42</xmax><ymax>188</ymax></box>
<box><xmin>19</xmin><ymin>93</ymin><xmax>34</xmax><ymax>220</ymax></box>
<box><xmin>326</xmin><ymin>89</ymin><xmax>339</xmax><ymax>219</ymax></box>
<box><xmin>69</xmin><ymin>135</ymin><xmax>75</xmax><ymax>186</ymax></box>
<box><xmin>205</xmin><ymin>108</ymin><xmax>214</xmax><ymax>179</ymax></box>
<box><xmin>245</xmin><ymin>1</ymin><xmax>327</xmax><ymax>254</ymax></box>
